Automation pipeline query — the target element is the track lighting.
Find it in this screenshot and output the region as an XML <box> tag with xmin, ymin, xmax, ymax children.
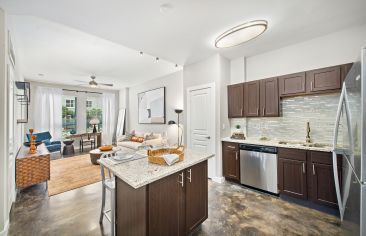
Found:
<box><xmin>139</xmin><ymin>51</ymin><xmax>143</xmax><ymax>56</ymax></box>
<box><xmin>156</xmin><ymin>57</ymin><xmax>159</xmax><ymax>62</ymax></box>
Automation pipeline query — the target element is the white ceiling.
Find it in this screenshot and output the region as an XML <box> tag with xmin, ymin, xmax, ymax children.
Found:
<box><xmin>1</xmin><ymin>0</ymin><xmax>365</xmax><ymax>66</ymax></box>
<box><xmin>8</xmin><ymin>16</ymin><xmax>181</xmax><ymax>89</ymax></box>
<box><xmin>1</xmin><ymin>0</ymin><xmax>366</xmax><ymax>88</ymax></box>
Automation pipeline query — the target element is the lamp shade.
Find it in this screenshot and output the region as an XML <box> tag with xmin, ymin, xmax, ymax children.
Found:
<box><xmin>89</xmin><ymin>117</ymin><xmax>100</xmax><ymax>125</ymax></box>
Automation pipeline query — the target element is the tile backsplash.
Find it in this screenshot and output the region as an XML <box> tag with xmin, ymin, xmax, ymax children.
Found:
<box><xmin>230</xmin><ymin>93</ymin><xmax>340</xmax><ymax>144</ymax></box>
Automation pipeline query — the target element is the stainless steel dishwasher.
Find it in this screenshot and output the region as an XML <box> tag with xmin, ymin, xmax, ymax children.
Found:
<box><xmin>240</xmin><ymin>144</ymin><xmax>278</xmax><ymax>194</ymax></box>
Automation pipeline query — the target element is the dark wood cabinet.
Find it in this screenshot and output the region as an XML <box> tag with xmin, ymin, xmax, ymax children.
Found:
<box><xmin>116</xmin><ymin>161</ymin><xmax>208</xmax><ymax>236</ymax></box>
<box><xmin>228</xmin><ymin>83</ymin><xmax>244</xmax><ymax>118</ymax></box>
<box><xmin>148</xmin><ymin>172</ymin><xmax>185</xmax><ymax>236</ymax></box>
<box><xmin>278</xmin><ymin>148</ymin><xmax>341</xmax><ymax>208</ymax></box>
<box><xmin>306</xmin><ymin>66</ymin><xmax>341</xmax><ymax>93</ymax></box>
<box><xmin>341</xmin><ymin>63</ymin><xmax>353</xmax><ymax>84</ymax></box>
<box><xmin>222</xmin><ymin>142</ymin><xmax>240</xmax><ymax>181</ymax></box>
<box><xmin>260</xmin><ymin>77</ymin><xmax>279</xmax><ymax>117</ymax></box>
<box><xmin>244</xmin><ymin>81</ymin><xmax>260</xmax><ymax>117</ymax></box>
<box><xmin>308</xmin><ymin>151</ymin><xmax>341</xmax><ymax>208</ymax></box>
<box><xmin>279</xmin><ymin>72</ymin><xmax>306</xmax><ymax>97</ymax></box>
<box><xmin>185</xmin><ymin>161</ymin><xmax>208</xmax><ymax>234</ymax></box>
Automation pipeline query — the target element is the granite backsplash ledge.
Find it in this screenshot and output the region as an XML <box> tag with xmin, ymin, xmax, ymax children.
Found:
<box><xmin>230</xmin><ymin>93</ymin><xmax>341</xmax><ymax>144</ymax></box>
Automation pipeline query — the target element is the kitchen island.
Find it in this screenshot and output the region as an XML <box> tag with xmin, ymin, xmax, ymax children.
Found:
<box><xmin>98</xmin><ymin>149</ymin><xmax>214</xmax><ymax>236</ymax></box>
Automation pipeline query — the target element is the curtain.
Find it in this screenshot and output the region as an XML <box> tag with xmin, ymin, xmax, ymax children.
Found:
<box><xmin>32</xmin><ymin>86</ymin><xmax>63</xmax><ymax>140</ymax></box>
<box><xmin>102</xmin><ymin>93</ymin><xmax>116</xmax><ymax>145</ymax></box>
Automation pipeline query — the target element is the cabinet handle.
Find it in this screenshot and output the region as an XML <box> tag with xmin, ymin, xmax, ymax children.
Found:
<box><xmin>312</xmin><ymin>164</ymin><xmax>315</xmax><ymax>175</ymax></box>
<box><xmin>302</xmin><ymin>163</ymin><xmax>305</xmax><ymax>174</ymax></box>
<box><xmin>178</xmin><ymin>172</ymin><xmax>184</xmax><ymax>187</ymax></box>
<box><xmin>187</xmin><ymin>169</ymin><xmax>192</xmax><ymax>183</ymax></box>
<box><xmin>310</xmin><ymin>81</ymin><xmax>313</xmax><ymax>91</ymax></box>
<box><xmin>257</xmin><ymin>108</ymin><xmax>259</xmax><ymax>116</ymax></box>
<box><xmin>227</xmin><ymin>145</ymin><xmax>236</xmax><ymax>149</ymax></box>
<box><xmin>262</xmin><ymin>107</ymin><xmax>265</xmax><ymax>116</ymax></box>
<box><xmin>235</xmin><ymin>152</ymin><xmax>238</xmax><ymax>161</ymax></box>
<box><xmin>240</xmin><ymin>108</ymin><xmax>243</xmax><ymax>116</ymax></box>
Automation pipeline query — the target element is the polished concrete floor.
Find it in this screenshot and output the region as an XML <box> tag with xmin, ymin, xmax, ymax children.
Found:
<box><xmin>9</xmin><ymin>180</ymin><xmax>340</xmax><ymax>236</ymax></box>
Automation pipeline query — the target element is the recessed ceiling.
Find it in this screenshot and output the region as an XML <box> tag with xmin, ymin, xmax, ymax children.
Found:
<box><xmin>8</xmin><ymin>16</ymin><xmax>181</xmax><ymax>89</ymax></box>
<box><xmin>1</xmin><ymin>0</ymin><xmax>366</xmax><ymax>66</ymax></box>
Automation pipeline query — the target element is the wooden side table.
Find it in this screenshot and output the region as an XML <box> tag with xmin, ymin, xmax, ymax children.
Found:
<box><xmin>16</xmin><ymin>143</ymin><xmax>50</xmax><ymax>188</ymax></box>
<box><xmin>63</xmin><ymin>140</ymin><xmax>75</xmax><ymax>155</ymax></box>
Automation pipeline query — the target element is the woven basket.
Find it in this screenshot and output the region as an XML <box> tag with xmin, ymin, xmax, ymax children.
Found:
<box><xmin>16</xmin><ymin>155</ymin><xmax>50</xmax><ymax>188</ymax></box>
<box><xmin>148</xmin><ymin>146</ymin><xmax>184</xmax><ymax>165</ymax></box>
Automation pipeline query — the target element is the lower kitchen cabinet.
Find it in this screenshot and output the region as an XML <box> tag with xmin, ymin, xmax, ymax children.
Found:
<box><xmin>278</xmin><ymin>158</ymin><xmax>307</xmax><ymax>199</ymax></box>
<box><xmin>222</xmin><ymin>142</ymin><xmax>240</xmax><ymax>181</ymax></box>
<box><xmin>278</xmin><ymin>148</ymin><xmax>341</xmax><ymax>208</ymax></box>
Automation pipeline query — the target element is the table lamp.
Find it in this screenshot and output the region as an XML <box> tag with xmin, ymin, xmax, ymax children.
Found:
<box><xmin>90</xmin><ymin>117</ymin><xmax>100</xmax><ymax>133</ymax></box>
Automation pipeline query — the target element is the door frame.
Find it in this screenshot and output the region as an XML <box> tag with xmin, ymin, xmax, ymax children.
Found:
<box><xmin>186</xmin><ymin>83</ymin><xmax>216</xmax><ymax>176</ymax></box>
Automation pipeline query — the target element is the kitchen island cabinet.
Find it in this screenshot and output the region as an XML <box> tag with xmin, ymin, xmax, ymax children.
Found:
<box><xmin>99</xmin><ymin>150</ymin><xmax>212</xmax><ymax>236</ymax></box>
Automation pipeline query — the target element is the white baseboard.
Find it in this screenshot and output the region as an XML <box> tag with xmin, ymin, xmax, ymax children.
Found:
<box><xmin>0</xmin><ymin>219</ymin><xmax>9</xmax><ymax>236</ymax></box>
<box><xmin>211</xmin><ymin>176</ymin><xmax>225</xmax><ymax>184</ymax></box>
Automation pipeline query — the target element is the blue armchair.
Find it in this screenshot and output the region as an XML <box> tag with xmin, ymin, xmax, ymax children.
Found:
<box><xmin>26</xmin><ymin>131</ymin><xmax>62</xmax><ymax>153</ymax></box>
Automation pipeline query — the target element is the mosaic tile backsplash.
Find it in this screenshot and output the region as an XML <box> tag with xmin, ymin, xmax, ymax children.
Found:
<box><xmin>230</xmin><ymin>93</ymin><xmax>341</xmax><ymax>144</ymax></box>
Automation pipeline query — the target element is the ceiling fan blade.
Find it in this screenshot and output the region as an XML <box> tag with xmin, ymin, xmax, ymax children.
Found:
<box><xmin>74</xmin><ymin>80</ymin><xmax>88</xmax><ymax>83</ymax></box>
<box><xmin>99</xmin><ymin>83</ymin><xmax>114</xmax><ymax>87</ymax></box>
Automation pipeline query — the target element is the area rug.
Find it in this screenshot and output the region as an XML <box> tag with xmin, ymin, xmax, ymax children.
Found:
<box><xmin>48</xmin><ymin>154</ymin><xmax>102</xmax><ymax>196</ymax></box>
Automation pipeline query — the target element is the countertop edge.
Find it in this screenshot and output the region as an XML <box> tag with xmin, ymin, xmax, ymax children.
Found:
<box><xmin>104</xmin><ymin>153</ymin><xmax>214</xmax><ymax>189</ymax></box>
<box><xmin>221</xmin><ymin>137</ymin><xmax>333</xmax><ymax>152</ymax></box>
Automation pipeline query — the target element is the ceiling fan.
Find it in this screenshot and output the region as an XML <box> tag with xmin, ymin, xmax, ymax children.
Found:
<box><xmin>76</xmin><ymin>75</ymin><xmax>113</xmax><ymax>88</ymax></box>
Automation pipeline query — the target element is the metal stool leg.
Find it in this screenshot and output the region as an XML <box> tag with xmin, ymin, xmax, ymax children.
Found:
<box><xmin>111</xmin><ymin>187</ymin><xmax>115</xmax><ymax>236</ymax></box>
<box><xmin>99</xmin><ymin>166</ymin><xmax>106</xmax><ymax>224</ymax></box>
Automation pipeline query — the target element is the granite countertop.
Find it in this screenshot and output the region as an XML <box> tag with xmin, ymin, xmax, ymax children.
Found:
<box><xmin>98</xmin><ymin>149</ymin><xmax>214</xmax><ymax>189</ymax></box>
<box><xmin>221</xmin><ymin>137</ymin><xmax>333</xmax><ymax>152</ymax></box>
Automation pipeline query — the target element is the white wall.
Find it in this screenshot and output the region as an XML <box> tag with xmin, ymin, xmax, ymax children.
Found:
<box><xmin>246</xmin><ymin>24</ymin><xmax>366</xmax><ymax>82</ymax></box>
<box><xmin>127</xmin><ymin>71</ymin><xmax>183</xmax><ymax>145</ymax></box>
<box><xmin>0</xmin><ymin>8</ymin><xmax>26</xmax><ymax>235</ymax></box>
<box><xmin>230</xmin><ymin>24</ymin><xmax>366</xmax><ymax>84</ymax></box>
<box><xmin>183</xmin><ymin>54</ymin><xmax>230</xmax><ymax>181</ymax></box>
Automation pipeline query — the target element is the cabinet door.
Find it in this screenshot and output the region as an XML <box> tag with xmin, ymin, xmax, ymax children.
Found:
<box><xmin>341</xmin><ymin>63</ymin><xmax>353</xmax><ymax>85</ymax></box>
<box><xmin>279</xmin><ymin>72</ymin><xmax>306</xmax><ymax>96</ymax></box>
<box><xmin>278</xmin><ymin>158</ymin><xmax>307</xmax><ymax>199</ymax></box>
<box><xmin>227</xmin><ymin>83</ymin><xmax>244</xmax><ymax>118</ymax></box>
<box><xmin>149</xmin><ymin>171</ymin><xmax>185</xmax><ymax>236</ymax></box>
<box><xmin>260</xmin><ymin>77</ymin><xmax>279</xmax><ymax>117</ymax></box>
<box><xmin>185</xmin><ymin>161</ymin><xmax>208</xmax><ymax>234</ymax></box>
<box><xmin>244</xmin><ymin>81</ymin><xmax>260</xmax><ymax>117</ymax></box>
<box><xmin>306</xmin><ymin>66</ymin><xmax>341</xmax><ymax>93</ymax></box>
<box><xmin>310</xmin><ymin>162</ymin><xmax>339</xmax><ymax>207</ymax></box>
<box><xmin>222</xmin><ymin>144</ymin><xmax>240</xmax><ymax>181</ymax></box>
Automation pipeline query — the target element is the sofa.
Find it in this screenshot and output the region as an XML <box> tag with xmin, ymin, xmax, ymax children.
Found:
<box><xmin>26</xmin><ymin>131</ymin><xmax>62</xmax><ymax>153</ymax></box>
<box><xmin>116</xmin><ymin>132</ymin><xmax>163</xmax><ymax>151</ymax></box>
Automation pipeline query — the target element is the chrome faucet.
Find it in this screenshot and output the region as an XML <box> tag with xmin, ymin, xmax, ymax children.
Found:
<box><xmin>306</xmin><ymin>122</ymin><xmax>311</xmax><ymax>143</ymax></box>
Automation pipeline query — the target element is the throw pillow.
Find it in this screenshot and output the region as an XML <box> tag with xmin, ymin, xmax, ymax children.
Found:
<box><xmin>145</xmin><ymin>132</ymin><xmax>156</xmax><ymax>140</ymax></box>
<box><xmin>130</xmin><ymin>136</ymin><xmax>144</xmax><ymax>143</ymax></box>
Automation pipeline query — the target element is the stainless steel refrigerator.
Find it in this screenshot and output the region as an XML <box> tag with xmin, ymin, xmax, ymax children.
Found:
<box><xmin>333</xmin><ymin>47</ymin><xmax>366</xmax><ymax>236</ymax></box>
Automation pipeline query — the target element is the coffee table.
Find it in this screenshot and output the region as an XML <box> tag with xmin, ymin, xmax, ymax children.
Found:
<box><xmin>89</xmin><ymin>147</ymin><xmax>120</xmax><ymax>165</ymax></box>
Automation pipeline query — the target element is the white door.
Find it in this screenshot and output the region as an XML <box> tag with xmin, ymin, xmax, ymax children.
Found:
<box><xmin>187</xmin><ymin>85</ymin><xmax>215</xmax><ymax>178</ymax></box>
<box><xmin>7</xmin><ymin>64</ymin><xmax>15</xmax><ymax>212</ymax></box>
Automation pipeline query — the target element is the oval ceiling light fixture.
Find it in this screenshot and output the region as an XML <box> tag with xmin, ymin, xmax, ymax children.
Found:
<box><xmin>215</xmin><ymin>20</ymin><xmax>268</xmax><ymax>48</ymax></box>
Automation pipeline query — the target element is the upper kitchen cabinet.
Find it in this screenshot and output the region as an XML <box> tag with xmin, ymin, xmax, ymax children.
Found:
<box><xmin>260</xmin><ymin>77</ymin><xmax>279</xmax><ymax>117</ymax></box>
<box><xmin>244</xmin><ymin>81</ymin><xmax>260</xmax><ymax>117</ymax></box>
<box><xmin>279</xmin><ymin>72</ymin><xmax>306</xmax><ymax>97</ymax></box>
<box><xmin>306</xmin><ymin>66</ymin><xmax>341</xmax><ymax>93</ymax></box>
<box><xmin>227</xmin><ymin>83</ymin><xmax>244</xmax><ymax>118</ymax></box>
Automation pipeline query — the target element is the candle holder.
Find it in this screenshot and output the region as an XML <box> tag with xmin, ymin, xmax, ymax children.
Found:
<box><xmin>28</xmin><ymin>128</ymin><xmax>37</xmax><ymax>154</ymax></box>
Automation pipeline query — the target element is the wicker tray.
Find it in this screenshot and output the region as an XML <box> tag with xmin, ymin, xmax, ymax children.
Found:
<box><xmin>148</xmin><ymin>146</ymin><xmax>184</xmax><ymax>165</ymax></box>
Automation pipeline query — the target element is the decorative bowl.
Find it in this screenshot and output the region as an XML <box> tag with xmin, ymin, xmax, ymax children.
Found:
<box><xmin>99</xmin><ymin>145</ymin><xmax>113</xmax><ymax>151</ymax></box>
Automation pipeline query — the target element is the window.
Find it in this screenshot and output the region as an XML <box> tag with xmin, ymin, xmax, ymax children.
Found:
<box><xmin>86</xmin><ymin>100</ymin><xmax>93</xmax><ymax>108</ymax></box>
<box><xmin>62</xmin><ymin>96</ymin><xmax>77</xmax><ymax>134</ymax></box>
<box><xmin>65</xmin><ymin>99</ymin><xmax>75</xmax><ymax>108</ymax></box>
<box><xmin>86</xmin><ymin>97</ymin><xmax>103</xmax><ymax>132</ymax></box>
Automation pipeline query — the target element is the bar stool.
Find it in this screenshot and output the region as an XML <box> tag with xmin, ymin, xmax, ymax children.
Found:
<box><xmin>99</xmin><ymin>153</ymin><xmax>116</xmax><ymax>236</ymax></box>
